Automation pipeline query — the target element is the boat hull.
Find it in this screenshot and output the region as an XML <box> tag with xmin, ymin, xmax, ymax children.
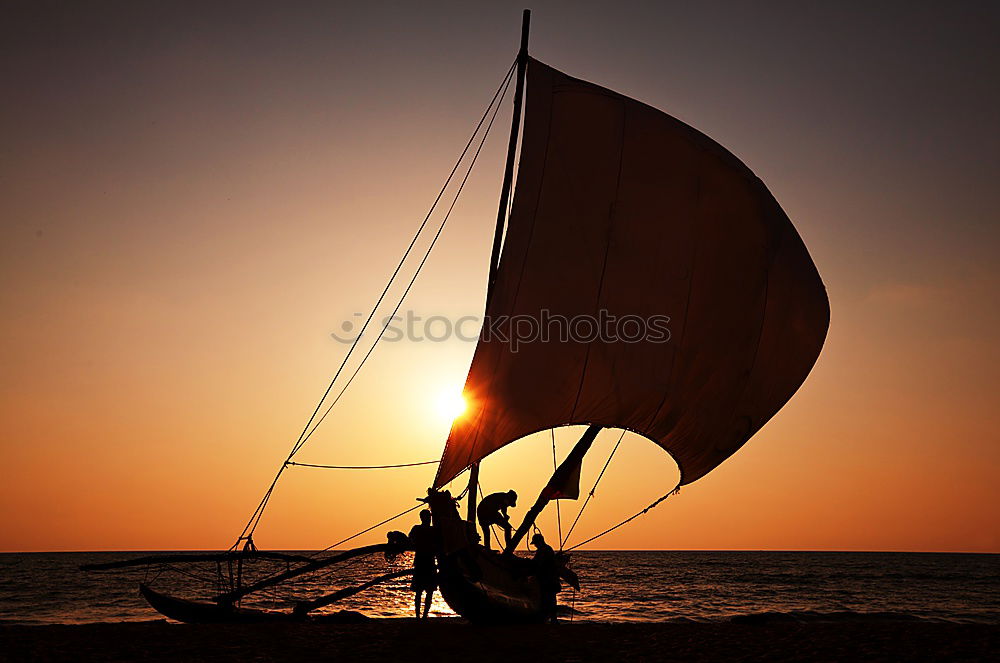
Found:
<box><xmin>437</xmin><ymin>545</ymin><xmax>544</xmax><ymax>623</ymax></box>
<box><xmin>427</xmin><ymin>490</ymin><xmax>553</xmax><ymax>623</ymax></box>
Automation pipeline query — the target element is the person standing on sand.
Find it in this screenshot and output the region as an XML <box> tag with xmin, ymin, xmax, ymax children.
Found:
<box><xmin>531</xmin><ymin>532</ymin><xmax>561</xmax><ymax>623</ymax></box>
<box><xmin>476</xmin><ymin>490</ymin><xmax>517</xmax><ymax>550</ymax></box>
<box><xmin>408</xmin><ymin>509</ymin><xmax>439</xmax><ymax>619</ymax></box>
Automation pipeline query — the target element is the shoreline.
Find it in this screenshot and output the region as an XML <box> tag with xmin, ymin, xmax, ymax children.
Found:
<box><xmin>4</xmin><ymin>611</ymin><xmax>998</xmax><ymax>627</ymax></box>
<box><xmin>3</xmin><ymin>620</ymin><xmax>997</xmax><ymax>662</ymax></box>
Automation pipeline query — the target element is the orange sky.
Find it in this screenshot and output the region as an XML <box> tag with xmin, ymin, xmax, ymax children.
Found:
<box><xmin>2</xmin><ymin>1</ymin><xmax>998</xmax><ymax>552</ymax></box>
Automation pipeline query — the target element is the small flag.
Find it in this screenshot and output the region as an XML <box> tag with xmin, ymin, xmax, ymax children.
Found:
<box><xmin>544</xmin><ymin>456</ymin><xmax>582</xmax><ymax>500</ymax></box>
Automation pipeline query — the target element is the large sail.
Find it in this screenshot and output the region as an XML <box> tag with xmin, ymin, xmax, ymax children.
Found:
<box><xmin>434</xmin><ymin>58</ymin><xmax>829</xmax><ymax>488</ymax></box>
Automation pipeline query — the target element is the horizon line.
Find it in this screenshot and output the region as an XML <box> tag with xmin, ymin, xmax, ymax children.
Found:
<box><xmin>4</xmin><ymin>548</ymin><xmax>997</xmax><ymax>555</ymax></box>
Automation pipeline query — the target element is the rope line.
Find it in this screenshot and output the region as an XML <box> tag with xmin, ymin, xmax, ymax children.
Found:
<box><xmin>319</xmin><ymin>504</ymin><xmax>424</xmax><ymax>554</ymax></box>
<box><xmin>287</xmin><ymin>57</ymin><xmax>516</xmax><ymax>466</ymax></box>
<box><xmin>477</xmin><ymin>478</ymin><xmax>515</xmax><ymax>551</ymax></box>
<box><xmin>561</xmin><ymin>429</ymin><xmax>626</xmax><ymax>548</ymax></box>
<box><xmin>551</xmin><ymin>429</ymin><xmax>563</xmax><ymax>550</ymax></box>
<box><xmin>232</xmin><ymin>61</ymin><xmax>516</xmax><ymax>546</ymax></box>
<box><xmin>565</xmin><ymin>485</ymin><xmax>680</xmax><ymax>551</ymax></box>
<box><xmin>309</xmin><ymin>463</ymin><xmax>468</xmax><ymax>558</ymax></box>
<box><xmin>286</xmin><ymin>460</ymin><xmax>437</xmax><ymax>470</ymax></box>
<box><xmin>289</xmin><ymin>67</ymin><xmax>514</xmax><ymax>458</ymax></box>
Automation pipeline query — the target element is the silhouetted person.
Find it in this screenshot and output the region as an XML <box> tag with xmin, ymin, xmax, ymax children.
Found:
<box><xmin>531</xmin><ymin>532</ymin><xmax>560</xmax><ymax>623</ymax></box>
<box><xmin>477</xmin><ymin>490</ymin><xmax>517</xmax><ymax>550</ymax></box>
<box><xmin>408</xmin><ymin>509</ymin><xmax>438</xmax><ymax>618</ymax></box>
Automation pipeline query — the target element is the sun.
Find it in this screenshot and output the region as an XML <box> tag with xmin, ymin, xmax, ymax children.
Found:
<box><xmin>435</xmin><ymin>391</ymin><xmax>468</xmax><ymax>423</ymax></box>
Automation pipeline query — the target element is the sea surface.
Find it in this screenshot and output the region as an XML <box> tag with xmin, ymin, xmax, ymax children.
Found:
<box><xmin>1</xmin><ymin>551</ymin><xmax>996</xmax><ymax>625</ymax></box>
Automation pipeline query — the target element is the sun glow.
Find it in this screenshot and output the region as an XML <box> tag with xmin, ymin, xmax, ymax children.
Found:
<box><xmin>436</xmin><ymin>391</ymin><xmax>468</xmax><ymax>423</ymax></box>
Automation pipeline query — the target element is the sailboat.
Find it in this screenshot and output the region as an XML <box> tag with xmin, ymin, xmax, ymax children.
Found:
<box><xmin>83</xmin><ymin>10</ymin><xmax>829</xmax><ymax>624</ymax></box>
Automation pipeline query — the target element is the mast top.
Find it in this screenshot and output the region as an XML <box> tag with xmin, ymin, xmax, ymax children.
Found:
<box><xmin>519</xmin><ymin>9</ymin><xmax>531</xmax><ymax>57</ymax></box>
<box><xmin>483</xmin><ymin>10</ymin><xmax>532</xmax><ymax>303</ymax></box>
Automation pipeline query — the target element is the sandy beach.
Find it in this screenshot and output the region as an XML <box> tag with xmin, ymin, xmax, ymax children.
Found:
<box><xmin>2</xmin><ymin>619</ymin><xmax>997</xmax><ymax>662</ymax></box>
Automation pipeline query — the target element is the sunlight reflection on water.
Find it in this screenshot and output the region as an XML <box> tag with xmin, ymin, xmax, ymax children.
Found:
<box><xmin>1</xmin><ymin>551</ymin><xmax>997</xmax><ymax>625</ymax></box>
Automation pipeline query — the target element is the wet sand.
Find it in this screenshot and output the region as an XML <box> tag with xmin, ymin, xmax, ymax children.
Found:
<box><xmin>2</xmin><ymin>619</ymin><xmax>997</xmax><ymax>662</ymax></box>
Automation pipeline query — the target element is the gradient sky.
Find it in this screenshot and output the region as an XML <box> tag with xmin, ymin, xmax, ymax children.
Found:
<box><xmin>2</xmin><ymin>1</ymin><xmax>998</xmax><ymax>553</ymax></box>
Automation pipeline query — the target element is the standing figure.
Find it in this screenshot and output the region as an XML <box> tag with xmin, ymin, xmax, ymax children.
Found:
<box><xmin>531</xmin><ymin>532</ymin><xmax>561</xmax><ymax>623</ymax></box>
<box><xmin>476</xmin><ymin>489</ymin><xmax>517</xmax><ymax>550</ymax></box>
<box><xmin>408</xmin><ymin>509</ymin><xmax>438</xmax><ymax>618</ymax></box>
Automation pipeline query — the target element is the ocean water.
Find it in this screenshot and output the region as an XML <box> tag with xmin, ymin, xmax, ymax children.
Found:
<box><xmin>0</xmin><ymin>551</ymin><xmax>996</xmax><ymax>625</ymax></box>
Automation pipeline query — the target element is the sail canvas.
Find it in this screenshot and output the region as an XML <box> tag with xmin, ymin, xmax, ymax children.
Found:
<box><xmin>436</xmin><ymin>59</ymin><xmax>829</xmax><ymax>488</ymax></box>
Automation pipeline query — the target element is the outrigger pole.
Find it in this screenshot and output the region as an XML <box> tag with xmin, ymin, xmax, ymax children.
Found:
<box><xmin>467</xmin><ymin>9</ymin><xmax>532</xmax><ymax>524</ymax></box>
<box><xmin>213</xmin><ymin>543</ymin><xmax>401</xmax><ymax>604</ymax></box>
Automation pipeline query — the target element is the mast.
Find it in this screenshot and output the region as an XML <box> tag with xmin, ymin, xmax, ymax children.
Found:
<box><xmin>488</xmin><ymin>8</ymin><xmax>530</xmax><ymax>297</ymax></box>
<box><xmin>467</xmin><ymin>9</ymin><xmax>531</xmax><ymax>523</ymax></box>
<box><xmin>505</xmin><ymin>424</ymin><xmax>601</xmax><ymax>554</ymax></box>
<box><xmin>466</xmin><ymin>461</ymin><xmax>480</xmax><ymax>522</ymax></box>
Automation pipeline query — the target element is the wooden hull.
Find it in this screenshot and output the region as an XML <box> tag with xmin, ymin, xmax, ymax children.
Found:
<box><xmin>437</xmin><ymin>545</ymin><xmax>545</xmax><ymax>623</ymax></box>
<box><xmin>139</xmin><ymin>584</ymin><xmax>301</xmax><ymax>624</ymax></box>
<box><xmin>427</xmin><ymin>490</ymin><xmax>559</xmax><ymax>623</ymax></box>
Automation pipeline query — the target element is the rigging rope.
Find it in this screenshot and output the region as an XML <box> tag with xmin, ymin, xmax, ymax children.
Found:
<box><xmin>232</xmin><ymin>61</ymin><xmax>517</xmax><ymax>546</ymax></box>
<box><xmin>318</xmin><ymin>503</ymin><xmax>424</xmax><ymax>554</ymax></box>
<box><xmin>285</xmin><ymin>460</ymin><xmax>437</xmax><ymax>470</ymax></box>
<box><xmin>561</xmin><ymin>429</ymin><xmax>626</xmax><ymax>548</ymax></box>
<box><xmin>565</xmin><ymin>485</ymin><xmax>680</xmax><ymax>551</ymax></box>
<box><xmin>551</xmin><ymin>429</ymin><xmax>563</xmax><ymax>549</ymax></box>
<box><xmin>475</xmin><ymin>480</ymin><xmax>497</xmax><ymax>547</ymax></box>
<box><xmin>288</xmin><ymin>57</ymin><xmax>516</xmax><ymax>465</ymax></box>
<box><xmin>288</xmin><ymin>81</ymin><xmax>512</xmax><ymax>461</ymax></box>
<box><xmin>312</xmin><ymin>462</ymin><xmax>471</xmax><ymax>556</ymax></box>
<box><xmin>477</xmin><ymin>478</ymin><xmax>513</xmax><ymax>551</ymax></box>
